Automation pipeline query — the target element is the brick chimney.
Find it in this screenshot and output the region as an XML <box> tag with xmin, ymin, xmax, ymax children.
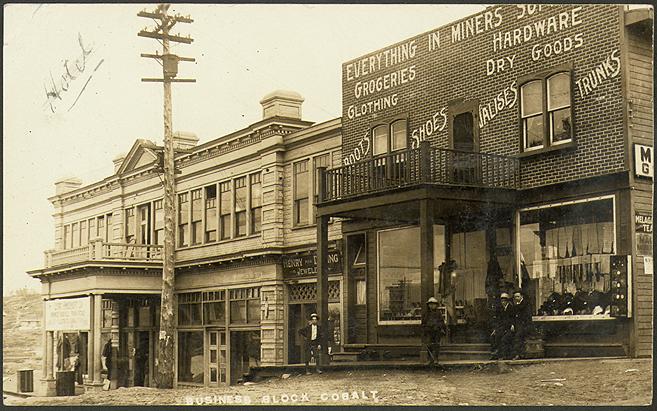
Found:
<box><xmin>54</xmin><ymin>177</ymin><xmax>82</xmax><ymax>195</ymax></box>
<box><xmin>172</xmin><ymin>131</ymin><xmax>199</xmax><ymax>150</ymax></box>
<box><xmin>260</xmin><ymin>90</ymin><xmax>304</xmax><ymax>120</ymax></box>
<box><xmin>113</xmin><ymin>153</ymin><xmax>126</xmax><ymax>173</ymax></box>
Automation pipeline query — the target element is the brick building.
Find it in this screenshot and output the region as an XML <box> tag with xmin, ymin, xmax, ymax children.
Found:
<box><xmin>316</xmin><ymin>4</ymin><xmax>652</xmax><ymax>360</ymax></box>
<box><xmin>29</xmin><ymin>91</ymin><xmax>343</xmax><ymax>391</ymax></box>
<box><xmin>29</xmin><ymin>4</ymin><xmax>652</xmax><ymax>395</ymax></box>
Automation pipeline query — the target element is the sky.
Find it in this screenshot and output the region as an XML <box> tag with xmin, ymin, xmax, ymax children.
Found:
<box><xmin>3</xmin><ymin>3</ymin><xmax>487</xmax><ymax>295</ymax></box>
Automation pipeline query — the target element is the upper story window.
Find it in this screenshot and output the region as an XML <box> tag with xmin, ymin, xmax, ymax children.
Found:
<box><xmin>137</xmin><ymin>204</ymin><xmax>150</xmax><ymax>245</ymax></box>
<box><xmin>250</xmin><ymin>173</ymin><xmax>262</xmax><ymax>234</ymax></box>
<box><xmin>520</xmin><ymin>69</ymin><xmax>573</xmax><ymax>152</ymax></box>
<box><xmin>124</xmin><ymin>208</ymin><xmax>135</xmax><ymax>244</ymax></box>
<box><xmin>234</xmin><ymin>177</ymin><xmax>247</xmax><ymax>237</ymax></box>
<box><xmin>178</xmin><ymin>193</ymin><xmax>189</xmax><ymax>247</ymax></box>
<box><xmin>154</xmin><ymin>200</ymin><xmax>164</xmax><ymax>245</ymax></box>
<box><xmin>293</xmin><ymin>160</ymin><xmax>309</xmax><ymax>226</ymax></box>
<box><xmin>372</xmin><ymin>119</ymin><xmax>408</xmax><ymax>156</ymax></box>
<box><xmin>219</xmin><ymin>181</ymin><xmax>232</xmax><ymax>240</ymax></box>
<box><xmin>205</xmin><ymin>185</ymin><xmax>217</xmax><ymax>243</ymax></box>
<box><xmin>191</xmin><ymin>189</ymin><xmax>203</xmax><ymax>245</ymax></box>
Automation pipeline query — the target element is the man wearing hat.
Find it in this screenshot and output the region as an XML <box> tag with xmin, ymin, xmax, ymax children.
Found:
<box><xmin>512</xmin><ymin>290</ymin><xmax>533</xmax><ymax>359</ymax></box>
<box><xmin>298</xmin><ymin>313</ymin><xmax>324</xmax><ymax>375</ymax></box>
<box><xmin>421</xmin><ymin>296</ymin><xmax>447</xmax><ymax>367</ymax></box>
<box><xmin>491</xmin><ymin>292</ymin><xmax>515</xmax><ymax>360</ymax></box>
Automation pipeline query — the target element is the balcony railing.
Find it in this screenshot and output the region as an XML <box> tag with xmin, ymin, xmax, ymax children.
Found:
<box><xmin>320</xmin><ymin>142</ymin><xmax>519</xmax><ymax>202</ymax></box>
<box><xmin>45</xmin><ymin>240</ymin><xmax>163</xmax><ymax>269</ymax></box>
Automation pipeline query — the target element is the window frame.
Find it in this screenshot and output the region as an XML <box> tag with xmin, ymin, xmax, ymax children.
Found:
<box><xmin>518</xmin><ymin>65</ymin><xmax>575</xmax><ymax>155</ymax></box>
<box><xmin>234</xmin><ymin>177</ymin><xmax>247</xmax><ymax>238</ymax></box>
<box><xmin>293</xmin><ymin>160</ymin><xmax>310</xmax><ymax>227</ymax></box>
<box><xmin>448</xmin><ymin>99</ymin><xmax>480</xmax><ymax>152</ymax></box>
<box><xmin>371</xmin><ymin>116</ymin><xmax>409</xmax><ymax>158</ymax></box>
<box><xmin>249</xmin><ymin>172</ymin><xmax>262</xmax><ymax>235</ymax></box>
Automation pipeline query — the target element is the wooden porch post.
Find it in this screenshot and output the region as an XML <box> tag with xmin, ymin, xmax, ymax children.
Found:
<box><xmin>92</xmin><ymin>295</ymin><xmax>103</xmax><ymax>384</ymax></box>
<box><xmin>420</xmin><ymin>199</ymin><xmax>435</xmax><ymax>313</ymax></box>
<box><xmin>316</xmin><ymin>166</ymin><xmax>330</xmax><ymax>366</ymax></box>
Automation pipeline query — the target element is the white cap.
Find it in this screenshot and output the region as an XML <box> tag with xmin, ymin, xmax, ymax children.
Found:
<box><xmin>427</xmin><ymin>297</ymin><xmax>439</xmax><ymax>304</ymax></box>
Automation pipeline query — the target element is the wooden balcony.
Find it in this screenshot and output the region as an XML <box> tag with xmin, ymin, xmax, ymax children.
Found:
<box><xmin>44</xmin><ymin>239</ymin><xmax>163</xmax><ymax>269</ymax></box>
<box><xmin>319</xmin><ymin>142</ymin><xmax>520</xmax><ymax>203</ymax></box>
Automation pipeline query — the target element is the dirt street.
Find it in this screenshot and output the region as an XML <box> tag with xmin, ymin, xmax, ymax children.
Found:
<box><xmin>5</xmin><ymin>358</ymin><xmax>652</xmax><ymax>406</ymax></box>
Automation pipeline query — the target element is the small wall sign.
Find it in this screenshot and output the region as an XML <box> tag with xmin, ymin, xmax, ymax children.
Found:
<box><xmin>634</xmin><ymin>144</ymin><xmax>653</xmax><ymax>179</ymax></box>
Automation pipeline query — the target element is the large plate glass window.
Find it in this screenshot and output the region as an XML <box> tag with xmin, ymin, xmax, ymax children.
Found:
<box><xmin>377</xmin><ymin>225</ymin><xmax>445</xmax><ymax>324</ymax></box>
<box><xmin>177</xmin><ymin>331</ymin><xmax>204</xmax><ymax>384</ymax></box>
<box><xmin>519</xmin><ymin>196</ymin><xmax>615</xmax><ymax>317</ymax></box>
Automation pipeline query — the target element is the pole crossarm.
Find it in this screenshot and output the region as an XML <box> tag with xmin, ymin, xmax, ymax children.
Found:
<box><xmin>141</xmin><ymin>53</ymin><xmax>196</xmax><ymax>62</ymax></box>
<box><xmin>142</xmin><ymin>78</ymin><xmax>197</xmax><ymax>83</ymax></box>
<box><xmin>138</xmin><ymin>30</ymin><xmax>194</xmax><ymax>44</ymax></box>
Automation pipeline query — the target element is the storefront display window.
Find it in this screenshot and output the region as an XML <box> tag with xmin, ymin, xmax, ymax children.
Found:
<box><xmin>378</xmin><ymin>225</ymin><xmax>445</xmax><ymax>324</ymax></box>
<box><xmin>177</xmin><ymin>331</ymin><xmax>204</xmax><ymax>384</ymax></box>
<box><xmin>178</xmin><ymin>292</ymin><xmax>202</xmax><ymax>326</ymax></box>
<box><xmin>229</xmin><ymin>287</ymin><xmax>260</xmax><ymax>324</ymax></box>
<box><xmin>520</xmin><ymin>196</ymin><xmax>615</xmax><ymax>317</ymax></box>
<box><xmin>203</xmin><ymin>291</ymin><xmax>225</xmax><ymax>325</ymax></box>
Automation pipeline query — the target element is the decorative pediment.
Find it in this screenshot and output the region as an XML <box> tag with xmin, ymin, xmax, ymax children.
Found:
<box><xmin>116</xmin><ymin>139</ymin><xmax>159</xmax><ymax>175</ymax></box>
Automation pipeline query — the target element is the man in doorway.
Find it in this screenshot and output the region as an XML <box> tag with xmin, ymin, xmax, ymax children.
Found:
<box><xmin>512</xmin><ymin>290</ymin><xmax>533</xmax><ymax>360</ymax></box>
<box><xmin>101</xmin><ymin>337</ymin><xmax>113</xmax><ymax>380</ymax></box>
<box><xmin>298</xmin><ymin>313</ymin><xmax>324</xmax><ymax>375</ymax></box>
<box><xmin>491</xmin><ymin>292</ymin><xmax>515</xmax><ymax>360</ymax></box>
<box><xmin>421</xmin><ymin>297</ymin><xmax>447</xmax><ymax>367</ymax></box>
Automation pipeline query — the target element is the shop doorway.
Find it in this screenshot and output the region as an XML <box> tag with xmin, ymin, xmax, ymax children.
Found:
<box><xmin>134</xmin><ymin>331</ymin><xmax>150</xmax><ymax>387</ymax></box>
<box><xmin>230</xmin><ymin>330</ymin><xmax>260</xmax><ymax>385</ymax></box>
<box><xmin>287</xmin><ymin>303</ymin><xmax>316</xmax><ymax>364</ymax></box>
<box><xmin>346</xmin><ymin>233</ymin><xmax>367</xmax><ymax>343</ymax></box>
<box><xmin>207</xmin><ymin>330</ymin><xmax>227</xmax><ymax>386</ymax></box>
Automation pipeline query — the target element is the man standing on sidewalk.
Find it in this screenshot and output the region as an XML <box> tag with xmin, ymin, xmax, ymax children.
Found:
<box><xmin>299</xmin><ymin>313</ymin><xmax>324</xmax><ymax>375</ymax></box>
<box><xmin>422</xmin><ymin>297</ymin><xmax>447</xmax><ymax>367</ymax></box>
<box><xmin>512</xmin><ymin>290</ymin><xmax>533</xmax><ymax>359</ymax></box>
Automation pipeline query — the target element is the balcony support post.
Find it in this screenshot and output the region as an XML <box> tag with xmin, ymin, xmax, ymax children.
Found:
<box><xmin>420</xmin><ymin>141</ymin><xmax>431</xmax><ymax>183</ymax></box>
<box><xmin>316</xmin><ymin>166</ymin><xmax>330</xmax><ymax>366</ymax></box>
<box><xmin>420</xmin><ymin>198</ymin><xmax>435</xmax><ymax>315</ymax></box>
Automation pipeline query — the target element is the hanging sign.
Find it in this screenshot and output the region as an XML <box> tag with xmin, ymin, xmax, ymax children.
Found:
<box><xmin>634</xmin><ymin>144</ymin><xmax>653</xmax><ymax>179</ymax></box>
<box><xmin>282</xmin><ymin>250</ymin><xmax>342</xmax><ymax>279</ymax></box>
<box><xmin>45</xmin><ymin>297</ymin><xmax>91</xmax><ymax>331</ymax></box>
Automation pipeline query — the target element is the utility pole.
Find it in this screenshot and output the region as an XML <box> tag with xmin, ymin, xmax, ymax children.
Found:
<box><xmin>138</xmin><ymin>3</ymin><xmax>195</xmax><ymax>389</ymax></box>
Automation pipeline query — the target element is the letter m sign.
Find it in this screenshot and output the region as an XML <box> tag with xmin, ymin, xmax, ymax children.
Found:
<box><xmin>634</xmin><ymin>144</ymin><xmax>653</xmax><ymax>179</ymax></box>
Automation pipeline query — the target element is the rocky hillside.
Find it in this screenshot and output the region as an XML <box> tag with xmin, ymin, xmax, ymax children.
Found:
<box><xmin>3</xmin><ymin>291</ymin><xmax>43</xmax><ymax>376</ymax></box>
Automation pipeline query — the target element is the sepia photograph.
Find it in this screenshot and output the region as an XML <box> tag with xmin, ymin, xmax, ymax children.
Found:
<box><xmin>3</xmin><ymin>2</ymin><xmax>654</xmax><ymax>407</ymax></box>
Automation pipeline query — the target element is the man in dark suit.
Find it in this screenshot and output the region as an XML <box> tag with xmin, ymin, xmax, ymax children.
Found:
<box><xmin>512</xmin><ymin>290</ymin><xmax>533</xmax><ymax>359</ymax></box>
<box><xmin>298</xmin><ymin>313</ymin><xmax>324</xmax><ymax>375</ymax></box>
<box><xmin>491</xmin><ymin>292</ymin><xmax>515</xmax><ymax>360</ymax></box>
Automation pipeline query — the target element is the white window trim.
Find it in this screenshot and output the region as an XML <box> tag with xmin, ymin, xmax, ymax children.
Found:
<box><xmin>547</xmin><ymin>73</ymin><xmax>572</xmax><ymax>146</ymax></box>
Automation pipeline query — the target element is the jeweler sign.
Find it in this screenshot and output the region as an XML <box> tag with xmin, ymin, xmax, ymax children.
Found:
<box><xmin>45</xmin><ymin>297</ymin><xmax>90</xmax><ymax>331</ymax></box>
<box><xmin>283</xmin><ymin>250</ymin><xmax>342</xmax><ymax>278</ymax></box>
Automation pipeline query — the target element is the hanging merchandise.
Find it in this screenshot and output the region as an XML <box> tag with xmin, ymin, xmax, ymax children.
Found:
<box><xmin>601</xmin><ymin>222</ymin><xmax>614</xmax><ymax>253</ymax></box>
<box><xmin>564</xmin><ymin>225</ymin><xmax>573</xmax><ymax>258</ymax></box>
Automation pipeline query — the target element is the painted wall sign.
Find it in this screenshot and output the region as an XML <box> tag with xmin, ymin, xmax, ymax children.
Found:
<box><xmin>45</xmin><ymin>297</ymin><xmax>91</xmax><ymax>331</ymax></box>
<box><xmin>282</xmin><ymin>250</ymin><xmax>342</xmax><ymax>279</ymax></box>
<box><xmin>341</xmin><ymin>4</ymin><xmax>626</xmax><ymax>181</ymax></box>
<box><xmin>634</xmin><ymin>144</ymin><xmax>654</xmax><ymax>179</ymax></box>
<box><xmin>635</xmin><ymin>211</ymin><xmax>653</xmax><ymax>257</ymax></box>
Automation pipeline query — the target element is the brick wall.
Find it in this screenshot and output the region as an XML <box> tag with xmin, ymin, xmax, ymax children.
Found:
<box><xmin>341</xmin><ymin>4</ymin><xmax>625</xmax><ymax>189</ymax></box>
